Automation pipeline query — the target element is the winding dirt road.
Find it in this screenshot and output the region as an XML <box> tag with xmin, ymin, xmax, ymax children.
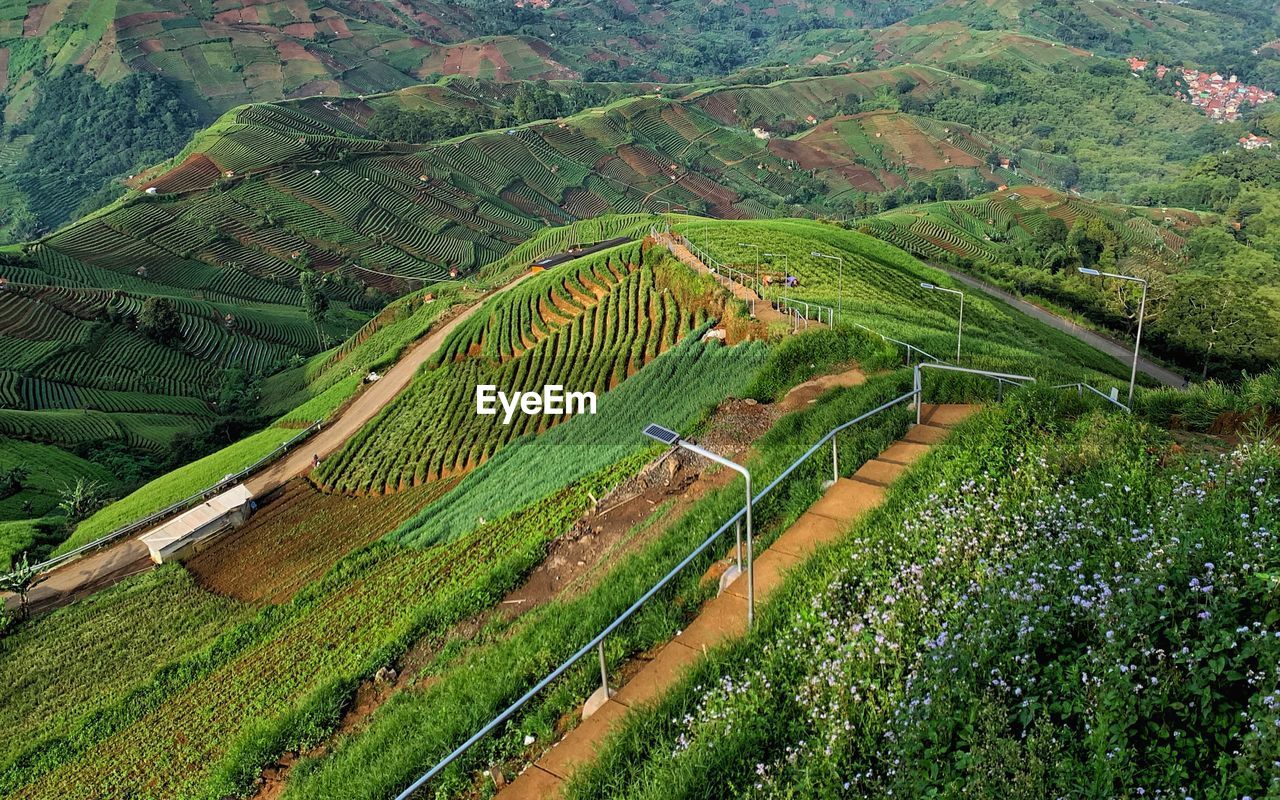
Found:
<box><xmin>6</xmin><ymin>273</ymin><xmax>532</xmax><ymax>616</ymax></box>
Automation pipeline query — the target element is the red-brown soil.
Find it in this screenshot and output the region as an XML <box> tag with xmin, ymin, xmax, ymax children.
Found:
<box><xmin>187</xmin><ymin>479</ymin><xmax>457</xmax><ymax>606</ymax></box>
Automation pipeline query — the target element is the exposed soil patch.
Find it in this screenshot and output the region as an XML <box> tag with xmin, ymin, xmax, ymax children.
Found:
<box><xmin>187</xmin><ymin>479</ymin><xmax>455</xmax><ymax>606</ymax></box>
<box><xmin>239</xmin><ymin>370</ymin><xmax>853</xmax><ymax>798</ymax></box>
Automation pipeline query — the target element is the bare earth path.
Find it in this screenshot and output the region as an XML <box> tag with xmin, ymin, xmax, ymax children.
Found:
<box><xmin>934</xmin><ymin>264</ymin><xmax>1185</xmax><ymax>388</ymax></box>
<box><xmin>7</xmin><ymin>274</ymin><xmax>531</xmax><ymax>616</ymax></box>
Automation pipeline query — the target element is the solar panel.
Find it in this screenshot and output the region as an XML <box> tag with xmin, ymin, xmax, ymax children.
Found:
<box><xmin>642</xmin><ymin>423</ymin><xmax>680</xmax><ymax>445</ymax></box>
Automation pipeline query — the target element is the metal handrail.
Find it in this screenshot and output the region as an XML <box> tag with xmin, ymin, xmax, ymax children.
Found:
<box><xmin>850</xmin><ymin>321</ymin><xmax>943</xmax><ymax>367</ymax></box>
<box><xmin>8</xmin><ymin>420</ymin><xmax>323</xmax><ymax>580</ymax></box>
<box><xmin>392</xmin><ymin>388</ymin><xmax>921</xmax><ymax>799</ymax></box>
<box><xmin>913</xmin><ymin>363</ymin><xmax>1036</xmax><ymax>424</ymax></box>
<box><xmin>774</xmin><ymin>296</ymin><xmax>834</xmax><ymax>326</ymax></box>
<box><xmin>1053</xmin><ymin>382</ymin><xmax>1132</xmax><ymax>413</ymax></box>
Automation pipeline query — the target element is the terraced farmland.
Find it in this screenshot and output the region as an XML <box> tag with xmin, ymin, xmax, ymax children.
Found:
<box><xmin>316</xmin><ymin>242</ymin><xmax>732</xmax><ymax>494</ymax></box>
<box><xmin>857</xmin><ymin>186</ymin><xmax>1195</xmax><ymax>272</ymax></box>
<box><xmin>769</xmin><ymin>111</ymin><xmax>1027</xmax><ymax>197</ymax></box>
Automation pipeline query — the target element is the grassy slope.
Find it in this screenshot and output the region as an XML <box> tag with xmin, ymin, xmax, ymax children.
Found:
<box><xmin>0</xmin><ymin>440</ymin><xmax>116</xmax><ymax>569</ymax></box>
<box><xmin>567</xmin><ymin>391</ymin><xmax>1280</xmax><ymax>799</ymax></box>
<box><xmin>671</xmin><ymin>217</ymin><xmax>1137</xmax><ymax>383</ymax></box>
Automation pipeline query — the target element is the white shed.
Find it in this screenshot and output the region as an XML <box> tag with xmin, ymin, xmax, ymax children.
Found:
<box><xmin>140</xmin><ymin>484</ymin><xmax>256</xmax><ymax>564</ymax></box>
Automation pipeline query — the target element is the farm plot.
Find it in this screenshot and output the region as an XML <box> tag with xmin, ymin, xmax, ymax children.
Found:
<box><xmin>316</xmin><ymin>244</ymin><xmax>729</xmax><ymax>494</ymax></box>
<box><xmin>186</xmin><ymin>477</ymin><xmax>459</xmax><ymax>605</ymax></box>
<box><xmin>0</xmin><ymin>566</ymin><xmax>249</xmax><ymax>772</ymax></box>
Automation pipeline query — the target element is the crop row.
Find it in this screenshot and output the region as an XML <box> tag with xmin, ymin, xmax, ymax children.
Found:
<box><xmin>318</xmin><ymin>251</ymin><xmax>709</xmax><ymax>494</ymax></box>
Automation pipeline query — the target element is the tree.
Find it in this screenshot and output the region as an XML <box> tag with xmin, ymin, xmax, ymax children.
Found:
<box><xmin>300</xmin><ymin>271</ymin><xmax>330</xmax><ymax>347</ymax></box>
<box><xmin>1160</xmin><ymin>276</ymin><xmax>1275</xmax><ymax>379</ymax></box>
<box><xmin>0</xmin><ymin>552</ymin><xmax>40</xmax><ymax>621</ymax></box>
<box><xmin>138</xmin><ymin>297</ymin><xmax>183</xmax><ymax>345</ymax></box>
<box><xmin>1032</xmin><ymin>217</ymin><xmax>1069</xmax><ymax>254</ymax></box>
<box><xmin>58</xmin><ymin>478</ymin><xmax>109</xmax><ymax>530</ymax></box>
<box><xmin>0</xmin><ymin>466</ymin><xmax>27</xmax><ymax>500</ymax></box>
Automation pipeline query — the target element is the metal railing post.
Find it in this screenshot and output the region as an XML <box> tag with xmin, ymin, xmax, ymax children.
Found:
<box><xmin>597</xmin><ymin>641</ymin><xmax>609</xmax><ymax>696</ymax></box>
<box><xmin>914</xmin><ymin>364</ymin><xmax>923</xmax><ymax>425</ymax></box>
<box><xmin>831</xmin><ymin>435</ymin><xmax>839</xmax><ymax>483</ymax></box>
<box><xmin>745</xmin><ymin>473</ymin><xmax>754</xmax><ymax>627</ymax></box>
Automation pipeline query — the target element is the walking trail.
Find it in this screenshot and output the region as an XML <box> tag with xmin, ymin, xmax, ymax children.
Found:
<box><xmin>497</xmin><ymin>402</ymin><xmax>981</xmax><ymax>798</ymax></box>
<box><xmin>934</xmin><ymin>265</ymin><xmax>1185</xmax><ymax>388</ymax></box>
<box><xmin>655</xmin><ymin>233</ymin><xmax>800</xmax><ymax>330</ymax></box>
<box><xmin>7</xmin><ymin>275</ymin><xmax>530</xmax><ymax>616</ymax></box>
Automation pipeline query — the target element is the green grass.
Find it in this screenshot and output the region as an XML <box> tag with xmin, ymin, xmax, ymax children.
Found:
<box><xmin>54</xmin><ymin>425</ymin><xmax>302</xmax><ymax>556</ymax></box>
<box><xmin>566</xmin><ymin>389</ymin><xmax>1280</xmax><ymax>799</ymax></box>
<box><xmin>673</xmin><ymin>216</ymin><xmax>1137</xmax><ymax>385</ymax></box>
<box><xmin>0</xmin><ymin>566</ymin><xmax>249</xmax><ymax>771</ymax></box>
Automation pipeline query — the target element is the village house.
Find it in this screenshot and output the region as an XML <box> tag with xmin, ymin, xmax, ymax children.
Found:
<box><xmin>1240</xmin><ymin>133</ymin><xmax>1274</xmax><ymax>150</ymax></box>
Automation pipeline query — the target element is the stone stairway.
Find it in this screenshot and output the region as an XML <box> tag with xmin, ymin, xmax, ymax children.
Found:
<box><xmin>497</xmin><ymin>404</ymin><xmax>981</xmax><ymax>799</ymax></box>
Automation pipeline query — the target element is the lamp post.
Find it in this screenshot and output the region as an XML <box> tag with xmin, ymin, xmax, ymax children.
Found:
<box><xmin>1079</xmin><ymin>267</ymin><xmax>1147</xmax><ymax>408</ymax></box>
<box><xmin>738</xmin><ymin>242</ymin><xmax>761</xmax><ymax>295</ymax></box>
<box><xmin>811</xmin><ymin>251</ymin><xmax>844</xmax><ymax>322</ymax></box>
<box><xmin>920</xmin><ymin>282</ymin><xmax>964</xmax><ymax>364</ymax></box>
<box><xmin>642</xmin><ymin>423</ymin><xmax>755</xmax><ymax>626</ymax></box>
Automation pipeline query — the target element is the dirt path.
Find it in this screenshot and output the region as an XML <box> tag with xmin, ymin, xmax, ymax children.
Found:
<box><xmin>934</xmin><ymin>264</ymin><xmax>1186</xmax><ymax>388</ymax></box>
<box><xmin>5</xmin><ymin>274</ymin><xmax>534</xmax><ymax>617</ymax></box>
<box><xmin>654</xmin><ymin>233</ymin><xmax>798</xmax><ymax>329</ymax></box>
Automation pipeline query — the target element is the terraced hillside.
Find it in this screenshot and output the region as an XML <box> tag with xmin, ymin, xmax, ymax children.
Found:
<box><xmin>0</xmin><ymin>273</ymin><xmax>339</xmax><ymax>452</ymax></box>
<box><xmin>858</xmin><ymin>185</ymin><xmax>1197</xmax><ymax>269</ymax></box>
<box><xmin>315</xmin><ymin>241</ymin><xmax>739</xmax><ymax>494</ymax></box>
<box><xmin>1</xmin><ymin>212</ymin><xmax>1159</xmax><ymax>800</ymax></box>
<box><xmin>769</xmin><ymin>110</ymin><xmax>1032</xmax><ymax>197</ymax></box>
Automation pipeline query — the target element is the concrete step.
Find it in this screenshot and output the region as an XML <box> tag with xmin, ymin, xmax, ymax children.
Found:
<box><xmin>499</xmin><ymin>765</ymin><xmax>563</xmax><ymax>799</ymax></box>
<box><xmin>876</xmin><ymin>441</ymin><xmax>932</xmax><ymax>466</ymax></box>
<box><xmin>724</xmin><ymin>547</ymin><xmax>802</xmax><ymax>603</ymax></box>
<box><xmin>613</xmin><ymin>640</ymin><xmax>701</xmax><ymax>709</ymax></box>
<box><xmin>921</xmin><ymin>403</ymin><xmax>982</xmax><ymax>428</ymax></box>
<box><xmin>903</xmin><ymin>424</ymin><xmax>950</xmax><ymax>445</ymax></box>
<box><xmin>851</xmin><ymin>458</ymin><xmax>906</xmax><ymax>487</ymax></box>
<box><xmin>539</xmin><ymin>698</ymin><xmax>630</xmax><ymax>779</ymax></box>
<box><xmin>808</xmin><ymin>478</ymin><xmax>886</xmax><ymax>522</ymax></box>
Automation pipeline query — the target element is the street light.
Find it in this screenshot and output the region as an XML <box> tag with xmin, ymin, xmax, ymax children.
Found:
<box><xmin>920</xmin><ymin>282</ymin><xmax>964</xmax><ymax>364</ymax></box>
<box><xmin>738</xmin><ymin>242</ymin><xmax>761</xmax><ymax>295</ymax></box>
<box><xmin>1079</xmin><ymin>267</ymin><xmax>1147</xmax><ymax>407</ymax></box>
<box><xmin>642</xmin><ymin>423</ymin><xmax>756</xmax><ymax>626</ymax></box>
<box><xmin>811</xmin><ymin>251</ymin><xmax>844</xmax><ymax>322</ymax></box>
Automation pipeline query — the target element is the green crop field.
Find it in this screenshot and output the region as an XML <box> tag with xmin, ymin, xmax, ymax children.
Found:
<box><xmin>671</xmin><ymin>217</ymin><xmax>1138</xmax><ymax>384</ymax></box>
<box><xmin>315</xmin><ymin>243</ymin><xmax>735</xmax><ymax>494</ymax></box>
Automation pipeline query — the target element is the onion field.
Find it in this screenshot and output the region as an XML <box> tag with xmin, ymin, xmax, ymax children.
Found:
<box><xmin>315</xmin><ymin>243</ymin><xmax>730</xmax><ymax>494</ymax></box>
<box><xmin>673</xmin><ymin>217</ymin><xmax>1140</xmax><ymax>384</ymax></box>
